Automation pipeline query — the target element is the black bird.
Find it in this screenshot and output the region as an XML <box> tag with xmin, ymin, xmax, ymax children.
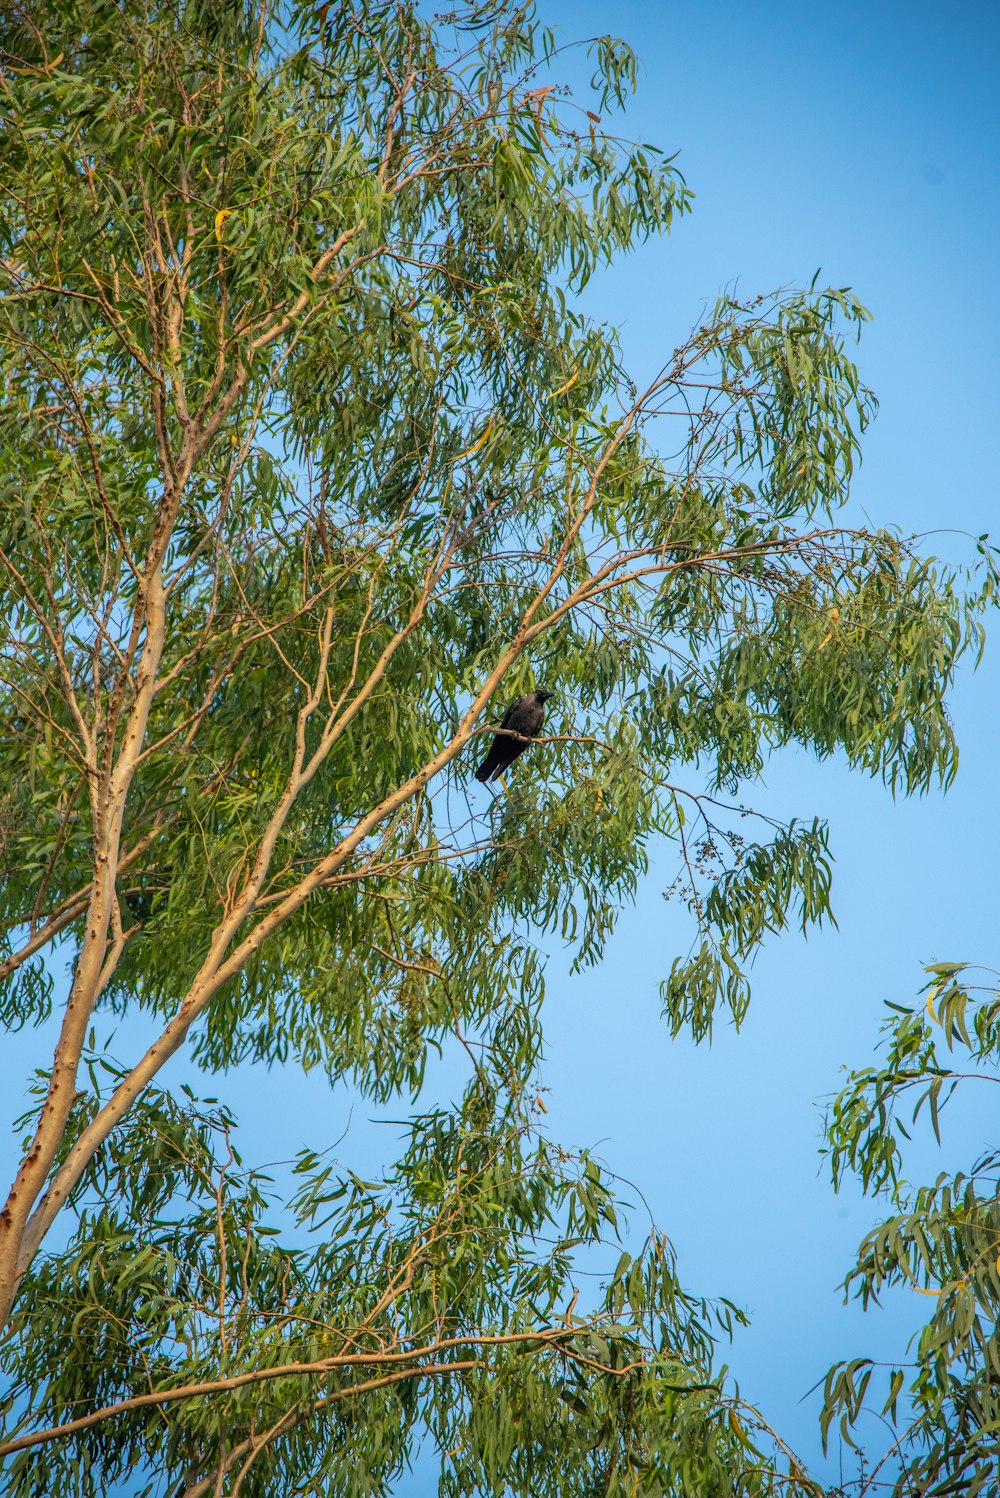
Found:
<box><xmin>474</xmin><ymin>690</ymin><xmax>555</xmax><ymax>783</ymax></box>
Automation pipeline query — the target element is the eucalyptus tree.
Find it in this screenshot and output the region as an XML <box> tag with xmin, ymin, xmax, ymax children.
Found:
<box><xmin>0</xmin><ymin>0</ymin><xmax>984</xmax><ymax>1492</ymax></box>
<box><xmin>822</xmin><ymin>961</ymin><xmax>1000</xmax><ymax>1497</ymax></box>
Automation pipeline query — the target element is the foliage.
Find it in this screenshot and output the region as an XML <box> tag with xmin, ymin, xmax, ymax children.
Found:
<box><xmin>1</xmin><ymin>1067</ymin><xmax>788</xmax><ymax>1497</ymax></box>
<box><xmin>0</xmin><ymin>0</ymin><xmax>987</xmax><ymax>1491</ymax></box>
<box><xmin>822</xmin><ymin>966</ymin><xmax>1000</xmax><ymax>1496</ymax></box>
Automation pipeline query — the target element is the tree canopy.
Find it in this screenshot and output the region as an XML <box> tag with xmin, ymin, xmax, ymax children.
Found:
<box><xmin>0</xmin><ymin>1</ymin><xmax>989</xmax><ymax>1494</ymax></box>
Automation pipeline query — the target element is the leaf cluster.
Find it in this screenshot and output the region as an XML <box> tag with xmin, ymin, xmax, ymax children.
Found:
<box><xmin>3</xmin><ymin>1072</ymin><xmax>801</xmax><ymax>1498</ymax></box>
<box><xmin>821</xmin><ymin>967</ymin><xmax>1000</xmax><ymax>1495</ymax></box>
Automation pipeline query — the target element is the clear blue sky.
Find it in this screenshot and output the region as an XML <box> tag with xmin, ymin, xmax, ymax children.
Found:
<box><xmin>2</xmin><ymin>0</ymin><xmax>998</xmax><ymax>1488</ymax></box>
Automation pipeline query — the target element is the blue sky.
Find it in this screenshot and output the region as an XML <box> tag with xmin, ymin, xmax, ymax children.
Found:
<box><xmin>2</xmin><ymin>0</ymin><xmax>998</xmax><ymax>1488</ymax></box>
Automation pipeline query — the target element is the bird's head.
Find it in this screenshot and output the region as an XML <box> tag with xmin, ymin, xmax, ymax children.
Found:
<box><xmin>535</xmin><ymin>689</ymin><xmax>556</xmax><ymax>702</ymax></box>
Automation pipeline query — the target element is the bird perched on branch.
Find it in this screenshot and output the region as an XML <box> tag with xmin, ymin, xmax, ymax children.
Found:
<box><xmin>474</xmin><ymin>690</ymin><xmax>555</xmax><ymax>783</ymax></box>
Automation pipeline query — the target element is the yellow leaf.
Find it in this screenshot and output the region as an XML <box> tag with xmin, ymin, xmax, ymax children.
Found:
<box><xmin>450</xmin><ymin>414</ymin><xmax>495</xmax><ymax>464</ymax></box>
<box><xmin>8</xmin><ymin>51</ymin><xmax>63</xmax><ymax>75</ymax></box>
<box><xmin>214</xmin><ymin>208</ymin><xmax>233</xmax><ymax>243</ymax></box>
<box><xmin>926</xmin><ymin>983</ymin><xmax>942</xmax><ymax>1024</ymax></box>
<box><xmin>549</xmin><ymin>367</ymin><xmax>579</xmax><ymax>399</ymax></box>
<box><xmin>817</xmin><ymin>605</ymin><xmax>840</xmax><ymax>651</ymax></box>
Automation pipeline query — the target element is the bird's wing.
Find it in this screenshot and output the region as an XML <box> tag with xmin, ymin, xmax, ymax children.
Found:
<box><xmin>498</xmin><ymin>698</ymin><xmax>523</xmax><ymax>729</ymax></box>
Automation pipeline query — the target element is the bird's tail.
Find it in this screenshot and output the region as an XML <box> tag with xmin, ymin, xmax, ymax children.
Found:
<box><xmin>474</xmin><ymin>749</ymin><xmax>503</xmax><ymax>782</ymax></box>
